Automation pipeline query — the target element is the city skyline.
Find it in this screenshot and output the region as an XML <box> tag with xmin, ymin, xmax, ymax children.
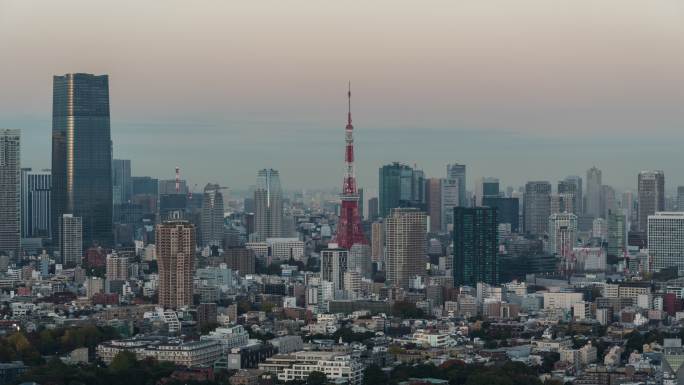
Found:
<box><xmin>2</xmin><ymin>1</ymin><xmax>684</xmax><ymax>191</ymax></box>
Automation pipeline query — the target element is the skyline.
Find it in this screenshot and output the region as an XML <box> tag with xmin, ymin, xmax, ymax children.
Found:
<box><xmin>2</xmin><ymin>0</ymin><xmax>684</xmax><ymax>192</ymax></box>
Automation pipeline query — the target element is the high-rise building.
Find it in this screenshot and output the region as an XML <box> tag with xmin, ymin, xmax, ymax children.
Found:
<box><xmin>482</xmin><ymin>197</ymin><xmax>519</xmax><ymax>233</ymax></box>
<box><xmin>385</xmin><ymin>208</ymin><xmax>426</xmax><ymax>289</ymax></box>
<box><xmin>347</xmin><ymin>243</ymin><xmax>371</xmax><ymax>279</ymax></box>
<box><xmin>221</xmin><ymin>248</ymin><xmax>256</xmax><ymax>276</ymax></box>
<box><xmin>547</xmin><ymin>213</ymin><xmax>577</xmax><ymax>258</ymax></box>
<box><xmin>106</xmin><ymin>252</ymin><xmax>129</xmax><ymax>281</ymax></box>
<box><xmin>523</xmin><ymin>181</ymin><xmax>551</xmax><ymax>236</ymax></box>
<box><xmin>59</xmin><ymin>214</ymin><xmax>82</xmax><ymax>266</ymax></box>
<box><xmin>156</xmin><ymin>219</ymin><xmax>196</xmax><ymax>309</ymax></box>
<box><xmin>201</xmin><ymin>183</ymin><xmax>225</xmax><ymax>247</ymax></box>
<box><xmin>358</xmin><ymin>188</ymin><xmax>364</xmax><ymax>220</ymax></box>
<box><xmin>446</xmin><ymin>163</ymin><xmax>466</xmax><ymax>207</ymax></box>
<box><xmin>0</xmin><ymin>130</ymin><xmax>20</xmax><ymax>258</ymax></box>
<box><xmin>112</xmin><ymin>159</ymin><xmax>132</xmax><ymax>206</ymax></box>
<box><xmin>600</xmin><ymin>185</ymin><xmax>616</xmax><ymax>220</ymax></box>
<box><xmin>638</xmin><ymin>170</ymin><xmax>665</xmax><ymax>232</ymax></box>
<box><xmin>132</xmin><ymin>176</ymin><xmax>158</xmax><ymax>196</ymax></box>
<box><xmin>559</xmin><ymin>176</ymin><xmax>583</xmax><ymax>214</ymax></box>
<box><xmin>475</xmin><ymin>177</ymin><xmax>499</xmax><ymax>206</ymax></box>
<box><xmin>367</xmin><ymin>197</ymin><xmax>378</xmax><ymax>221</ymax></box>
<box><xmin>585</xmin><ymin>167</ymin><xmax>602</xmax><ymax>218</ymax></box>
<box><xmin>621</xmin><ymin>190</ymin><xmax>635</xmax><ymax>231</ymax></box>
<box><xmin>648</xmin><ymin>212</ymin><xmax>684</xmax><ymax>272</ymax></box>
<box><xmin>336</xmin><ymin>86</ymin><xmax>367</xmax><ymax>249</ymax></box>
<box><xmin>378</xmin><ymin>163</ymin><xmax>424</xmax><ymax>218</ymax></box>
<box><xmin>550</xmin><ymin>193</ymin><xmax>575</xmax><ymax>214</ymax></box>
<box><xmin>21</xmin><ymin>168</ymin><xmax>51</xmax><ymax>239</ymax></box>
<box><xmin>607</xmin><ymin>210</ymin><xmax>626</xmax><ymax>258</ymax></box>
<box><xmin>254</xmin><ymin>169</ymin><xmax>283</xmax><ymax>241</ymax></box>
<box><xmin>440</xmin><ymin>178</ymin><xmax>459</xmax><ymax>232</ymax></box>
<box><xmin>425</xmin><ymin>178</ymin><xmax>442</xmax><ymax>233</ymax></box>
<box><xmin>321</xmin><ymin>246</ymin><xmax>348</xmax><ymax>292</ymax></box>
<box><xmin>678</xmin><ymin>187</ymin><xmax>684</xmax><ymax>211</ymax></box>
<box><xmin>52</xmin><ymin>73</ymin><xmax>113</xmax><ymax>248</ymax></box>
<box><xmin>453</xmin><ymin>207</ymin><xmax>498</xmax><ymax>286</ymax></box>
<box><xmin>370</xmin><ymin>221</ymin><xmax>384</xmax><ymax>263</ymax></box>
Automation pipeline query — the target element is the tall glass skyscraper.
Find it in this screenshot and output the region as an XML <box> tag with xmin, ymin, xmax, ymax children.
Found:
<box><xmin>0</xmin><ymin>129</ymin><xmax>21</xmax><ymax>258</ymax></box>
<box><xmin>453</xmin><ymin>207</ymin><xmax>498</xmax><ymax>286</ymax></box>
<box><xmin>52</xmin><ymin>73</ymin><xmax>113</xmax><ymax>248</ymax></box>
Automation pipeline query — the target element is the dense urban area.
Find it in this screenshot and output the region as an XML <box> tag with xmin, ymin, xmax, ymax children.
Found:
<box><xmin>0</xmin><ymin>73</ymin><xmax>683</xmax><ymax>385</ymax></box>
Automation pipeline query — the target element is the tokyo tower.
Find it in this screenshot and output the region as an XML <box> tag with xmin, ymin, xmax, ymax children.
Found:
<box><xmin>336</xmin><ymin>83</ymin><xmax>367</xmax><ymax>249</ymax></box>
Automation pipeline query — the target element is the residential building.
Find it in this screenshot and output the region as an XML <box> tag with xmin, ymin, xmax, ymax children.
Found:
<box><xmin>453</xmin><ymin>207</ymin><xmax>498</xmax><ymax>286</ymax></box>
<box><xmin>156</xmin><ymin>219</ymin><xmax>196</xmax><ymax>309</ymax></box>
<box><xmin>648</xmin><ymin>212</ymin><xmax>684</xmax><ymax>272</ymax></box>
<box><xmin>59</xmin><ymin>214</ymin><xmax>82</xmax><ymax>266</ymax></box>
<box><xmin>259</xmin><ymin>351</ymin><xmax>364</xmax><ymax>385</ymax></box>
<box><xmin>20</xmin><ymin>168</ymin><xmax>51</xmax><ymax>239</ymax></box>
<box><xmin>201</xmin><ymin>183</ymin><xmax>225</xmax><ymax>247</ymax></box>
<box><xmin>385</xmin><ymin>208</ymin><xmax>427</xmax><ymax>289</ymax></box>
<box><xmin>0</xmin><ymin>130</ymin><xmax>20</xmax><ymax>258</ymax></box>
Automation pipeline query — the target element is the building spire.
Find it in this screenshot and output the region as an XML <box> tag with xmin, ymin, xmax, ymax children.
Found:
<box><xmin>347</xmin><ymin>81</ymin><xmax>352</xmax><ymax>126</ymax></box>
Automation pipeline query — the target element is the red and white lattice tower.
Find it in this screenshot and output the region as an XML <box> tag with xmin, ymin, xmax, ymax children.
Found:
<box><xmin>336</xmin><ymin>83</ymin><xmax>367</xmax><ymax>249</ymax></box>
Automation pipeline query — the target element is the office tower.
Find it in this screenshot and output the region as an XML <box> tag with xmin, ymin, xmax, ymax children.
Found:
<box><xmin>159</xmin><ymin>194</ymin><xmax>188</xmax><ymax>220</ymax></box>
<box><xmin>0</xmin><ymin>130</ymin><xmax>20</xmax><ymax>258</ymax></box>
<box><xmin>523</xmin><ymin>181</ymin><xmax>551</xmax><ymax>236</ymax></box>
<box><xmin>385</xmin><ymin>208</ymin><xmax>427</xmax><ymax>289</ymax></box>
<box><xmin>112</xmin><ymin>159</ymin><xmax>132</xmax><ymax>205</ymax></box>
<box><xmin>446</xmin><ymin>163</ymin><xmax>467</xmax><ymax>207</ymax></box>
<box><xmin>159</xmin><ymin>179</ymin><xmax>188</xmax><ymax>195</ymax></box>
<box><xmin>370</xmin><ymin>221</ymin><xmax>384</xmax><ymax>263</ymax></box>
<box><xmin>106</xmin><ymin>252</ymin><xmax>129</xmax><ymax>281</ymax></box>
<box><xmin>21</xmin><ymin>169</ymin><xmax>52</xmax><ymax>239</ymax></box>
<box><xmin>638</xmin><ymin>170</ymin><xmax>665</xmax><ymax>232</ymax></box>
<box><xmin>52</xmin><ymin>73</ymin><xmax>113</xmax><ymax>248</ymax></box>
<box><xmin>378</xmin><ymin>162</ymin><xmax>423</xmax><ymax>218</ymax></box>
<box><xmin>607</xmin><ymin>210</ymin><xmax>626</xmax><ymax>258</ymax></box>
<box><xmin>156</xmin><ymin>219</ymin><xmax>196</xmax><ymax>309</ymax></box>
<box><xmin>336</xmin><ymin>87</ymin><xmax>367</xmax><ymax>249</ymax></box>
<box><xmin>254</xmin><ymin>169</ymin><xmax>283</xmax><ymax>241</ymax></box>
<box><xmin>550</xmin><ymin>194</ymin><xmax>574</xmax><ymax>214</ymax></box>
<box><xmin>678</xmin><ymin>187</ymin><xmax>684</xmax><ymax>211</ymax></box>
<box><xmin>560</xmin><ymin>176</ymin><xmax>583</xmax><ymax>214</ymax></box>
<box><xmin>425</xmin><ymin>178</ymin><xmax>442</xmax><ymax>233</ymax></box>
<box><xmin>648</xmin><ymin>212</ymin><xmax>684</xmax><ymax>272</ymax></box>
<box><xmin>592</xmin><ymin>217</ymin><xmax>607</xmax><ymax>240</ymax></box>
<box><xmin>347</xmin><ymin>243</ymin><xmax>371</xmax><ymax>279</ymax></box>
<box><xmin>547</xmin><ymin>213</ymin><xmax>577</xmax><ymax>258</ymax></box>
<box><xmin>367</xmin><ymin>197</ymin><xmax>378</xmax><ymax>221</ymax></box>
<box><xmin>132</xmin><ymin>176</ymin><xmax>158</xmax><ymax>196</ymax></box>
<box><xmin>441</xmin><ymin>178</ymin><xmax>459</xmax><ymax>232</ymax></box>
<box><xmin>201</xmin><ymin>183</ymin><xmax>225</xmax><ymax>247</ymax></box>
<box><xmin>59</xmin><ymin>214</ymin><xmax>82</xmax><ymax>266</ymax></box>
<box><xmin>475</xmin><ymin>177</ymin><xmax>499</xmax><ymax>206</ymax></box>
<box><xmin>585</xmin><ymin>167</ymin><xmax>602</xmax><ymax>218</ymax></box>
<box><xmin>453</xmin><ymin>207</ymin><xmax>498</xmax><ymax>286</ymax></box>
<box><xmin>321</xmin><ymin>246</ymin><xmax>348</xmax><ymax>292</ymax></box>
<box><xmin>482</xmin><ymin>197</ymin><xmax>519</xmax><ymax>233</ymax></box>
<box><xmin>621</xmin><ymin>190</ymin><xmax>635</xmax><ymax>230</ymax></box>
<box><xmin>600</xmin><ymin>185</ymin><xmax>616</xmax><ymax>220</ymax></box>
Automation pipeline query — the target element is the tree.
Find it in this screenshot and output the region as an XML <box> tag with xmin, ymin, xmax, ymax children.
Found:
<box><xmin>109</xmin><ymin>350</ymin><xmax>138</xmax><ymax>373</ymax></box>
<box><xmin>307</xmin><ymin>370</ymin><xmax>327</xmax><ymax>385</ymax></box>
<box><xmin>363</xmin><ymin>364</ymin><xmax>386</xmax><ymax>385</ymax></box>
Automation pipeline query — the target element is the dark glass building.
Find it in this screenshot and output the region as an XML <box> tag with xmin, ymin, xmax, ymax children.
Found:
<box><xmin>52</xmin><ymin>73</ymin><xmax>113</xmax><ymax>248</ymax></box>
<box><xmin>378</xmin><ymin>162</ymin><xmax>425</xmax><ymax>218</ymax></box>
<box><xmin>482</xmin><ymin>197</ymin><xmax>519</xmax><ymax>233</ymax></box>
<box><xmin>453</xmin><ymin>207</ymin><xmax>499</xmax><ymax>286</ymax></box>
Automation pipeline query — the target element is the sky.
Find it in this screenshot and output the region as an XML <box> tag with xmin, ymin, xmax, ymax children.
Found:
<box><xmin>1</xmin><ymin>0</ymin><xmax>684</xmax><ymax>195</ymax></box>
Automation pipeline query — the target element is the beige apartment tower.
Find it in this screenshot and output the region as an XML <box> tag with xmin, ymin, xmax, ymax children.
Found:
<box><xmin>385</xmin><ymin>208</ymin><xmax>427</xmax><ymax>289</ymax></box>
<box><xmin>156</xmin><ymin>219</ymin><xmax>196</xmax><ymax>309</ymax></box>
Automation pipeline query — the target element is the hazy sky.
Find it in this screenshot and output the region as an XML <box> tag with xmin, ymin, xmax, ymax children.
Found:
<box><xmin>1</xmin><ymin>0</ymin><xmax>684</xmax><ymax>195</ymax></box>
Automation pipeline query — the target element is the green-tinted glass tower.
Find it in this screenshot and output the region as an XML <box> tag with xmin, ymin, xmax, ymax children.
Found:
<box><xmin>453</xmin><ymin>207</ymin><xmax>498</xmax><ymax>286</ymax></box>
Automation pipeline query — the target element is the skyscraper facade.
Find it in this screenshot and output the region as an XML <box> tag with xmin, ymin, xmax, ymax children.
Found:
<box><xmin>385</xmin><ymin>208</ymin><xmax>426</xmax><ymax>289</ymax></box>
<box><xmin>558</xmin><ymin>176</ymin><xmax>582</xmax><ymax>214</ymax></box>
<box><xmin>475</xmin><ymin>177</ymin><xmax>499</xmax><ymax>206</ymax></box>
<box><xmin>425</xmin><ymin>178</ymin><xmax>442</xmax><ymax>233</ymax></box>
<box><xmin>378</xmin><ymin>163</ymin><xmax>424</xmax><ymax>218</ymax></box>
<box><xmin>201</xmin><ymin>184</ymin><xmax>225</xmax><ymax>247</ymax></box>
<box><xmin>523</xmin><ymin>181</ymin><xmax>551</xmax><ymax>236</ymax></box>
<box><xmin>678</xmin><ymin>187</ymin><xmax>684</xmax><ymax>211</ymax></box>
<box><xmin>601</xmin><ymin>185</ymin><xmax>616</xmax><ymax>220</ymax></box>
<box><xmin>112</xmin><ymin>159</ymin><xmax>132</xmax><ymax>206</ymax></box>
<box><xmin>446</xmin><ymin>163</ymin><xmax>466</xmax><ymax>207</ymax></box>
<box><xmin>0</xmin><ymin>130</ymin><xmax>20</xmax><ymax>258</ymax></box>
<box><xmin>547</xmin><ymin>213</ymin><xmax>577</xmax><ymax>258</ymax></box>
<box><xmin>254</xmin><ymin>169</ymin><xmax>283</xmax><ymax>241</ymax></box>
<box><xmin>52</xmin><ymin>73</ymin><xmax>113</xmax><ymax>248</ymax></box>
<box><xmin>585</xmin><ymin>167</ymin><xmax>602</xmax><ymax>218</ymax></box>
<box><xmin>59</xmin><ymin>214</ymin><xmax>82</xmax><ymax>266</ymax></box>
<box><xmin>21</xmin><ymin>168</ymin><xmax>51</xmax><ymax>239</ymax></box>
<box><xmin>453</xmin><ymin>207</ymin><xmax>498</xmax><ymax>287</ymax></box>
<box><xmin>321</xmin><ymin>246</ymin><xmax>348</xmax><ymax>292</ymax></box>
<box><xmin>607</xmin><ymin>210</ymin><xmax>626</xmax><ymax>258</ymax></box>
<box><xmin>440</xmin><ymin>178</ymin><xmax>459</xmax><ymax>233</ymax></box>
<box><xmin>482</xmin><ymin>197</ymin><xmax>519</xmax><ymax>233</ymax></box>
<box><xmin>637</xmin><ymin>170</ymin><xmax>665</xmax><ymax>232</ymax></box>
<box><xmin>370</xmin><ymin>221</ymin><xmax>384</xmax><ymax>263</ymax></box>
<box><xmin>367</xmin><ymin>197</ymin><xmax>379</xmax><ymax>221</ymax></box>
<box><xmin>156</xmin><ymin>219</ymin><xmax>196</xmax><ymax>309</ymax></box>
<box><xmin>648</xmin><ymin>212</ymin><xmax>684</xmax><ymax>272</ymax></box>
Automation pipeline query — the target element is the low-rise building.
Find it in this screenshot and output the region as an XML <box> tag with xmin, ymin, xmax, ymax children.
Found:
<box><xmin>259</xmin><ymin>351</ymin><xmax>363</xmax><ymax>385</ymax></box>
<box><xmin>97</xmin><ymin>336</ymin><xmax>221</xmax><ymax>368</ymax></box>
